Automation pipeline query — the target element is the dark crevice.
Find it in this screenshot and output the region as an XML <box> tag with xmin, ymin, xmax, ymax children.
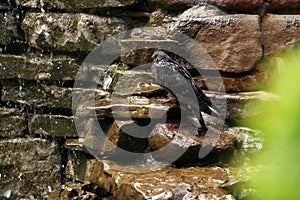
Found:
<box><xmin>56</xmin><ymin>137</ymin><xmax>68</xmax><ymax>184</ymax></box>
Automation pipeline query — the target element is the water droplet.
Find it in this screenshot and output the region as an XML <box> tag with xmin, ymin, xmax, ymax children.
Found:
<box><xmin>3</xmin><ymin>190</ymin><xmax>11</xmax><ymax>198</ymax></box>
<box><xmin>103</xmin><ymin>74</ymin><xmax>112</xmax><ymax>90</ymax></box>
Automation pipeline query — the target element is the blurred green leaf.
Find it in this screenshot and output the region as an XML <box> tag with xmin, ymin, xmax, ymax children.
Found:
<box><xmin>251</xmin><ymin>45</ymin><xmax>300</xmax><ymax>200</ymax></box>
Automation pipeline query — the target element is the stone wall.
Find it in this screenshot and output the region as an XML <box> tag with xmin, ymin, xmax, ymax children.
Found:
<box><xmin>0</xmin><ymin>0</ymin><xmax>299</xmax><ymax>199</ymax></box>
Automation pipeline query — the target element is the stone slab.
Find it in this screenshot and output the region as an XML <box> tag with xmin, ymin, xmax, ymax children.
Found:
<box><xmin>89</xmin><ymin>160</ymin><xmax>237</xmax><ymax>200</ymax></box>
<box><xmin>262</xmin><ymin>14</ymin><xmax>300</xmax><ymax>57</ymax></box>
<box><xmin>1</xmin><ymin>80</ymin><xmax>108</xmax><ymax>109</ymax></box>
<box><xmin>22</xmin><ymin>12</ymin><xmax>125</xmax><ymax>52</ymax></box>
<box><xmin>29</xmin><ymin>114</ymin><xmax>78</xmax><ymax>137</ymax></box>
<box><xmin>0</xmin><ymin>107</ymin><xmax>26</xmax><ymax>138</ymax></box>
<box><xmin>194</xmin><ymin>15</ymin><xmax>262</xmax><ymax>73</ymax></box>
<box><xmin>0</xmin><ymin>54</ymin><xmax>80</xmax><ymax>81</ymax></box>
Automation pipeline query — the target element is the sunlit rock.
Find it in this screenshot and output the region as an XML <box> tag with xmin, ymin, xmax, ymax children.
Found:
<box><xmin>89</xmin><ymin>160</ymin><xmax>237</xmax><ymax>200</ymax></box>
<box><xmin>261</xmin><ymin>14</ymin><xmax>300</xmax><ymax>57</ymax></box>
<box><xmin>194</xmin><ymin>15</ymin><xmax>262</xmax><ymax>73</ymax></box>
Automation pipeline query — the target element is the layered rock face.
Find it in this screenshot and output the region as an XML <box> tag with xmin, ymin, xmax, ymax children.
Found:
<box><xmin>0</xmin><ymin>0</ymin><xmax>298</xmax><ymax>199</ymax></box>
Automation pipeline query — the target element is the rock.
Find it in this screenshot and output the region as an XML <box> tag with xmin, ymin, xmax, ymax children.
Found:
<box><xmin>104</xmin><ymin>121</ymin><xmax>149</xmax><ymax>153</ymax></box>
<box><xmin>64</xmin><ymin>138</ymin><xmax>86</xmax><ymax>151</ymax></box>
<box><xmin>89</xmin><ymin>160</ymin><xmax>237</xmax><ymax>200</ymax></box>
<box><xmin>1</xmin><ymin>79</ymin><xmax>108</xmax><ymax>109</ymax></box>
<box><xmin>0</xmin><ymin>107</ymin><xmax>26</xmax><ymax>138</ymax></box>
<box><xmin>210</xmin><ymin>0</ymin><xmax>263</xmax><ymax>11</ymax></box>
<box><xmin>16</xmin><ymin>0</ymin><xmax>136</xmax><ymax>10</ymax></box>
<box><xmin>22</xmin><ymin>12</ymin><xmax>125</xmax><ymax>52</ymax></box>
<box><xmin>0</xmin><ymin>13</ymin><xmax>14</xmax><ymax>46</ymax></box>
<box><xmin>75</xmin><ymin>96</ymin><xmax>171</xmax><ymax>119</ymax></box>
<box><xmin>194</xmin><ymin>64</ymin><xmax>270</xmax><ymax>92</ymax></box>
<box><xmin>225</xmin><ymin>127</ymin><xmax>262</xmax><ymax>164</ymax></box>
<box><xmin>148</xmin><ymin>0</ymin><xmax>194</xmax><ymax>11</ymax></box>
<box><xmin>0</xmin><ymin>54</ymin><xmax>80</xmax><ymax>81</ymax></box>
<box><xmin>261</xmin><ymin>14</ymin><xmax>300</xmax><ymax>57</ymax></box>
<box><xmin>120</xmin><ymin>39</ymin><xmax>176</xmax><ymax>66</ymax></box>
<box><xmin>48</xmin><ymin>182</ymin><xmax>114</xmax><ymax>200</ymax></box>
<box><xmin>0</xmin><ymin>0</ymin><xmax>10</xmax><ymax>10</ymax></box>
<box><xmin>0</xmin><ymin>138</ymin><xmax>61</xmax><ymax>199</ymax></box>
<box><xmin>268</xmin><ymin>0</ymin><xmax>300</xmax><ymax>11</ymax></box>
<box><xmin>206</xmin><ymin>91</ymin><xmax>279</xmax><ymax>122</ymax></box>
<box><xmin>1</xmin><ymin>80</ymin><xmax>73</xmax><ymax>108</ymax></box>
<box><xmin>76</xmin><ymin>89</ymin><xmax>275</xmax><ymax>122</ymax></box>
<box><xmin>66</xmin><ymin>150</ymin><xmax>97</xmax><ymax>182</ymax></box>
<box><xmin>194</xmin><ymin>15</ymin><xmax>262</xmax><ymax>73</ymax></box>
<box><xmin>29</xmin><ymin>114</ymin><xmax>78</xmax><ymax>137</ymax></box>
<box><xmin>149</xmin><ymin>123</ymin><xmax>237</xmax><ymax>166</ymax></box>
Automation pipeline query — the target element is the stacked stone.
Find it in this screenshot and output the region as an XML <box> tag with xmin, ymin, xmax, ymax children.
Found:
<box><xmin>0</xmin><ymin>0</ymin><xmax>299</xmax><ymax>199</ymax></box>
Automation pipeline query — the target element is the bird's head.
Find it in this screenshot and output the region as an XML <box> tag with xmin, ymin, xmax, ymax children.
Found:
<box><xmin>151</xmin><ymin>51</ymin><xmax>168</xmax><ymax>62</ymax></box>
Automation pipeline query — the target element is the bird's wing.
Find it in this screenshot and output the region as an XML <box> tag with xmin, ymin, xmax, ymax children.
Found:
<box><xmin>166</xmin><ymin>58</ymin><xmax>212</xmax><ymax>108</ymax></box>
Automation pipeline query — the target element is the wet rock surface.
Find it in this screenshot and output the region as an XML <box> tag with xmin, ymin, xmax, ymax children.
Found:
<box><xmin>66</xmin><ymin>150</ymin><xmax>97</xmax><ymax>183</ymax></box>
<box><xmin>76</xmin><ymin>90</ymin><xmax>276</xmax><ymax>122</ymax></box>
<box><xmin>1</xmin><ymin>79</ymin><xmax>108</xmax><ymax>109</ymax></box>
<box><xmin>29</xmin><ymin>115</ymin><xmax>78</xmax><ymax>137</ymax></box>
<box><xmin>149</xmin><ymin>123</ymin><xmax>237</xmax><ymax>166</ymax></box>
<box><xmin>16</xmin><ymin>0</ymin><xmax>136</xmax><ymax>10</ymax></box>
<box><xmin>22</xmin><ymin>12</ymin><xmax>125</xmax><ymax>52</ymax></box>
<box><xmin>0</xmin><ymin>54</ymin><xmax>80</xmax><ymax>80</ymax></box>
<box><xmin>89</xmin><ymin>160</ymin><xmax>238</xmax><ymax>200</ymax></box>
<box><xmin>0</xmin><ymin>107</ymin><xmax>26</xmax><ymax>138</ymax></box>
<box><xmin>0</xmin><ymin>13</ymin><xmax>14</xmax><ymax>46</ymax></box>
<box><xmin>194</xmin><ymin>64</ymin><xmax>270</xmax><ymax>92</ymax></box>
<box><xmin>0</xmin><ymin>138</ymin><xmax>61</xmax><ymax>199</ymax></box>
<box><xmin>207</xmin><ymin>91</ymin><xmax>279</xmax><ymax>121</ymax></box>
<box><xmin>49</xmin><ymin>182</ymin><xmax>115</xmax><ymax>200</ymax></box>
<box><xmin>1</xmin><ymin>1</ymin><xmax>299</xmax><ymax>199</ymax></box>
<box><xmin>1</xmin><ymin>79</ymin><xmax>74</xmax><ymax>108</ymax></box>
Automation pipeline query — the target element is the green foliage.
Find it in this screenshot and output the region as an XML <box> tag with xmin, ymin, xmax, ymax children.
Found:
<box><xmin>251</xmin><ymin>45</ymin><xmax>300</xmax><ymax>199</ymax></box>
